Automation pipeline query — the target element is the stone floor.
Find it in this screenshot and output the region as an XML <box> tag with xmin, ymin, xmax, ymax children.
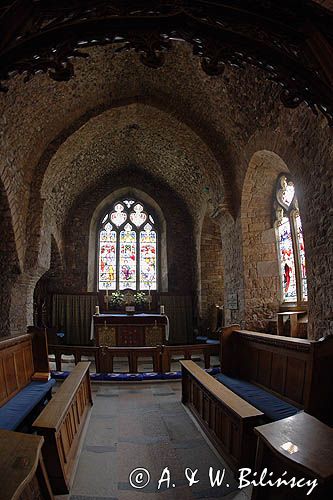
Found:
<box><xmin>56</xmin><ymin>381</ymin><xmax>252</xmax><ymax>500</ymax></box>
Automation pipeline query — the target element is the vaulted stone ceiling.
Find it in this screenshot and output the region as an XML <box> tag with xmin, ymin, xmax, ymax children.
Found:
<box><xmin>0</xmin><ymin>41</ymin><xmax>331</xmax><ymax>272</ymax></box>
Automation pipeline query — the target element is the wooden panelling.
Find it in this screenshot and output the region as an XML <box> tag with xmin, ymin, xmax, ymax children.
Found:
<box><xmin>270</xmin><ymin>353</ymin><xmax>286</xmax><ymax>395</ymax></box>
<box><xmin>0</xmin><ymin>334</ymin><xmax>35</xmax><ymax>407</ymax></box>
<box><xmin>4</xmin><ymin>353</ymin><xmax>18</xmax><ymax>396</ymax></box>
<box><xmin>284</xmin><ymin>357</ymin><xmax>306</xmax><ymax>404</ymax></box>
<box><xmin>181</xmin><ymin>360</ymin><xmax>264</xmax><ymax>472</ymax></box>
<box><xmin>257</xmin><ymin>350</ymin><xmax>272</xmax><ymax>388</ymax></box>
<box><xmin>221</xmin><ymin>328</ymin><xmax>333</xmax><ymax>424</ymax></box>
<box><xmin>33</xmin><ymin>362</ymin><xmax>93</xmax><ymax>495</ymax></box>
<box><xmin>15</xmin><ymin>349</ymin><xmax>26</xmax><ymax>388</ymax></box>
<box><xmin>0</xmin><ymin>359</ymin><xmax>7</xmax><ymax>402</ymax></box>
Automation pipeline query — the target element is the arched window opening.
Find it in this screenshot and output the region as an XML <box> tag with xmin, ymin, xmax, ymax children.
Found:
<box><xmin>98</xmin><ymin>198</ymin><xmax>158</xmax><ymax>291</ymax></box>
<box><xmin>274</xmin><ymin>175</ymin><xmax>307</xmax><ymax>304</ymax></box>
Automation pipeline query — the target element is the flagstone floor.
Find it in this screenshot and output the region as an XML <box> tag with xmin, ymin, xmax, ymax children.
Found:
<box><xmin>55</xmin><ymin>381</ymin><xmax>252</xmax><ymax>500</ymax></box>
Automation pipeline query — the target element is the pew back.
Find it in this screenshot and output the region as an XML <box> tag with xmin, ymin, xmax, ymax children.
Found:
<box><xmin>33</xmin><ymin>361</ymin><xmax>92</xmax><ymax>494</ymax></box>
<box><xmin>220</xmin><ymin>327</ymin><xmax>333</xmax><ymax>423</ymax></box>
<box><xmin>0</xmin><ymin>334</ymin><xmax>34</xmax><ymax>407</ymax></box>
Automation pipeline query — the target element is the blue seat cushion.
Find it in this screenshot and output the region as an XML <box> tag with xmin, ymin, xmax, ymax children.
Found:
<box><xmin>206</xmin><ymin>339</ymin><xmax>220</xmax><ymax>345</ymax></box>
<box><xmin>215</xmin><ymin>373</ymin><xmax>300</xmax><ymax>422</ymax></box>
<box><xmin>0</xmin><ymin>379</ymin><xmax>56</xmax><ymax>431</ymax></box>
<box><xmin>196</xmin><ymin>336</ymin><xmax>208</xmax><ymax>342</ymax></box>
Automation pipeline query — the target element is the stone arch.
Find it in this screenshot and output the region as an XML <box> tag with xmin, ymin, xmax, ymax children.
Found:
<box><xmin>241</xmin><ymin>150</ymin><xmax>290</xmax><ymax>330</ymax></box>
<box><xmin>87</xmin><ymin>187</ymin><xmax>168</xmax><ymax>292</ymax></box>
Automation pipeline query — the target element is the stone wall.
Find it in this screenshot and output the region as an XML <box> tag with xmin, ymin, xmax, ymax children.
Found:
<box><xmin>200</xmin><ymin>215</ymin><xmax>224</xmax><ymax>331</ymax></box>
<box><xmin>46</xmin><ymin>168</ymin><xmax>196</xmax><ymax>297</ymax></box>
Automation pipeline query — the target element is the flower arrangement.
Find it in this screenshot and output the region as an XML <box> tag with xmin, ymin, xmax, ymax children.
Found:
<box><xmin>109</xmin><ymin>291</ymin><xmax>124</xmax><ymax>307</ymax></box>
<box><xmin>133</xmin><ymin>292</ymin><xmax>147</xmax><ymax>306</ymax></box>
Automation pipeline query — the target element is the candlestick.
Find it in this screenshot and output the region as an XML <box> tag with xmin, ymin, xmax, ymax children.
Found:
<box><xmin>160</xmin><ymin>305</ymin><xmax>165</xmax><ymax>315</ymax></box>
<box><xmin>95</xmin><ymin>305</ymin><xmax>100</xmax><ymax>315</ymax></box>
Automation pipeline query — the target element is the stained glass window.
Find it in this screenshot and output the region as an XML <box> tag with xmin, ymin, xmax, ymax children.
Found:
<box><xmin>98</xmin><ymin>198</ymin><xmax>158</xmax><ymax>291</ymax></box>
<box><xmin>140</xmin><ymin>223</ymin><xmax>157</xmax><ymax>290</ymax></box>
<box><xmin>275</xmin><ymin>175</ymin><xmax>308</xmax><ymax>304</ymax></box>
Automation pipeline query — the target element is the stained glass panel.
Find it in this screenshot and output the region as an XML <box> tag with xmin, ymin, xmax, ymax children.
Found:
<box><xmin>119</xmin><ymin>223</ymin><xmax>137</xmax><ymax>290</ymax></box>
<box><xmin>99</xmin><ymin>228</ymin><xmax>117</xmax><ymax>290</ymax></box>
<box><xmin>140</xmin><ymin>223</ymin><xmax>157</xmax><ymax>290</ymax></box>
<box><xmin>130</xmin><ymin>204</ymin><xmax>147</xmax><ymax>227</ymax></box>
<box><xmin>277</xmin><ymin>217</ymin><xmax>297</xmax><ymax>302</ymax></box>
<box><xmin>277</xmin><ymin>175</ymin><xmax>295</xmax><ymax>209</ymax></box>
<box><xmin>110</xmin><ymin>203</ymin><xmax>127</xmax><ymax>227</ymax></box>
<box><xmin>295</xmin><ymin>214</ymin><xmax>307</xmax><ymax>301</ymax></box>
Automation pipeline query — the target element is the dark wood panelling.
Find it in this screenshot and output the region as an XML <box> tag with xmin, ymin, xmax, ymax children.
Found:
<box><xmin>270</xmin><ymin>353</ymin><xmax>286</xmax><ymax>395</ymax></box>
<box><xmin>284</xmin><ymin>357</ymin><xmax>306</xmax><ymax>405</ymax></box>
<box><xmin>257</xmin><ymin>350</ymin><xmax>272</xmax><ymax>388</ymax></box>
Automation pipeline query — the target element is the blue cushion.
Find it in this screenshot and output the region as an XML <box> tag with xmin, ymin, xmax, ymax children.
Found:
<box><xmin>51</xmin><ymin>370</ymin><xmax>69</xmax><ymax>379</ymax></box>
<box><xmin>162</xmin><ymin>371</ymin><xmax>182</xmax><ymax>380</ymax></box>
<box><xmin>0</xmin><ymin>379</ymin><xmax>56</xmax><ymax>431</ymax></box>
<box><xmin>142</xmin><ymin>372</ymin><xmax>160</xmax><ymax>380</ymax></box>
<box><xmin>123</xmin><ymin>373</ymin><xmax>143</xmax><ymax>381</ymax></box>
<box><xmin>205</xmin><ymin>367</ymin><xmax>220</xmax><ymax>375</ymax></box>
<box><xmin>90</xmin><ymin>373</ymin><xmax>104</xmax><ymax>381</ymax></box>
<box><xmin>206</xmin><ymin>339</ymin><xmax>220</xmax><ymax>345</ymax></box>
<box><xmin>196</xmin><ymin>336</ymin><xmax>208</xmax><ymax>342</ymax></box>
<box><xmin>215</xmin><ymin>373</ymin><xmax>300</xmax><ymax>422</ymax></box>
<box><xmin>103</xmin><ymin>373</ymin><xmax>126</xmax><ymax>381</ymax></box>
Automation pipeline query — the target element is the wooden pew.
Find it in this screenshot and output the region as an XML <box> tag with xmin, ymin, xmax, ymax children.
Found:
<box><xmin>0</xmin><ymin>332</ymin><xmax>54</xmax><ymax>431</ymax></box>
<box><xmin>181</xmin><ymin>360</ymin><xmax>264</xmax><ymax>471</ymax></box>
<box><xmin>33</xmin><ymin>362</ymin><xmax>92</xmax><ymax>495</ymax></box>
<box><xmin>0</xmin><ymin>429</ymin><xmax>54</xmax><ymax>500</ymax></box>
<box><xmin>221</xmin><ymin>326</ymin><xmax>333</xmax><ymax>424</ymax></box>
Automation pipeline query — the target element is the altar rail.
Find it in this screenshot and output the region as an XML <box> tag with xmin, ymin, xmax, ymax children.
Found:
<box><xmin>48</xmin><ymin>343</ymin><xmax>219</xmax><ymax>374</ymax></box>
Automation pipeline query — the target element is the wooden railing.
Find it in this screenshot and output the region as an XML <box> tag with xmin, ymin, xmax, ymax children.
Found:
<box><xmin>48</xmin><ymin>344</ymin><xmax>99</xmax><ymax>372</ymax></box>
<box><xmin>48</xmin><ymin>343</ymin><xmax>219</xmax><ymax>374</ymax></box>
<box><xmin>33</xmin><ymin>362</ymin><xmax>92</xmax><ymax>495</ymax></box>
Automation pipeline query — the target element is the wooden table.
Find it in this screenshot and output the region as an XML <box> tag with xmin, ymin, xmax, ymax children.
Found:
<box><xmin>0</xmin><ymin>429</ymin><xmax>53</xmax><ymax>500</ymax></box>
<box><xmin>252</xmin><ymin>412</ymin><xmax>333</xmax><ymax>499</ymax></box>
<box><xmin>276</xmin><ymin>311</ymin><xmax>306</xmax><ymax>337</ymax></box>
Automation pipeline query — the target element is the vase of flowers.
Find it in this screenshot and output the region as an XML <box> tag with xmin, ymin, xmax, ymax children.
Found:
<box><xmin>109</xmin><ymin>291</ymin><xmax>124</xmax><ymax>311</ymax></box>
<box><xmin>134</xmin><ymin>292</ymin><xmax>147</xmax><ymax>311</ymax></box>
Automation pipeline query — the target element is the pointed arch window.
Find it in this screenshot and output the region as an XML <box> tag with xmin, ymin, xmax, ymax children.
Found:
<box><xmin>274</xmin><ymin>175</ymin><xmax>307</xmax><ymax>304</ymax></box>
<box><xmin>98</xmin><ymin>199</ymin><xmax>158</xmax><ymax>291</ymax></box>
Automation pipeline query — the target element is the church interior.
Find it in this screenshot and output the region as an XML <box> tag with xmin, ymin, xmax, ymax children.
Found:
<box><xmin>0</xmin><ymin>1</ymin><xmax>333</xmax><ymax>499</ymax></box>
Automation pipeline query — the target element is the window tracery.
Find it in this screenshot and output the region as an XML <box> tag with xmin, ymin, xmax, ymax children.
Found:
<box><xmin>98</xmin><ymin>198</ymin><xmax>158</xmax><ymax>291</ymax></box>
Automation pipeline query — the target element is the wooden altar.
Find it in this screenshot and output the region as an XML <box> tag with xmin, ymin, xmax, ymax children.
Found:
<box><xmin>92</xmin><ymin>313</ymin><xmax>168</xmax><ymax>347</ymax></box>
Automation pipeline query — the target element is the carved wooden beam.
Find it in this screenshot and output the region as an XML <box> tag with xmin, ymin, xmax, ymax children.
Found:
<box><xmin>0</xmin><ymin>1</ymin><xmax>333</xmax><ymax>124</ymax></box>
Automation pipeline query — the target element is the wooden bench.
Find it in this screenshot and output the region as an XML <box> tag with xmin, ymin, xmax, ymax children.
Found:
<box><xmin>220</xmin><ymin>326</ymin><xmax>333</xmax><ymax>424</ymax></box>
<box><xmin>181</xmin><ymin>325</ymin><xmax>333</xmax><ymax>472</ymax></box>
<box><xmin>0</xmin><ymin>429</ymin><xmax>54</xmax><ymax>500</ymax></box>
<box><xmin>32</xmin><ymin>361</ymin><xmax>92</xmax><ymax>495</ymax></box>
<box><xmin>0</xmin><ymin>332</ymin><xmax>55</xmax><ymax>431</ymax></box>
<box><xmin>181</xmin><ymin>360</ymin><xmax>264</xmax><ymax>471</ymax></box>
